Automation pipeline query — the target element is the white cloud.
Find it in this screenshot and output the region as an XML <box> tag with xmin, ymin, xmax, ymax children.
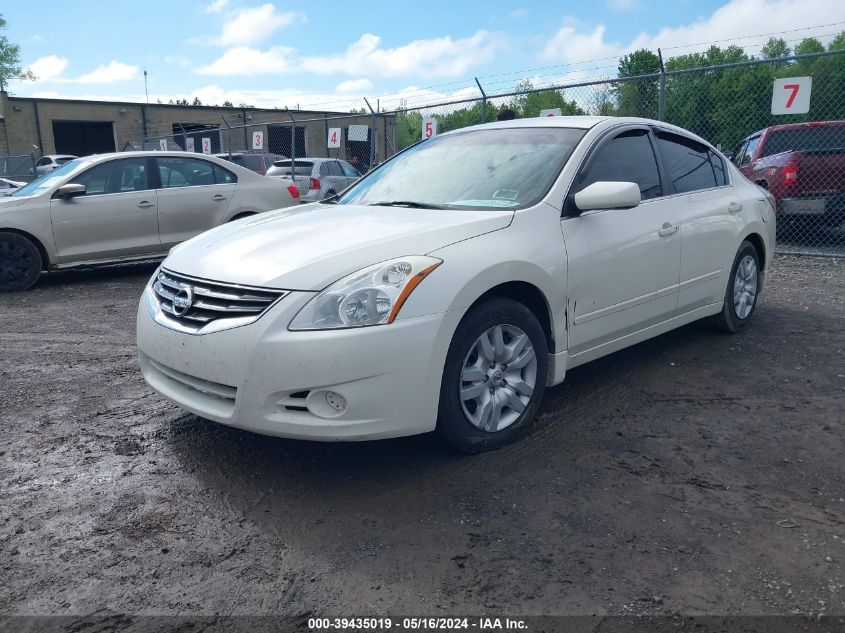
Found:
<box><xmin>202</xmin><ymin>3</ymin><xmax>302</xmax><ymax>46</ymax></box>
<box><xmin>204</xmin><ymin>0</ymin><xmax>229</xmax><ymax>13</ymax></box>
<box><xmin>543</xmin><ymin>0</ymin><xmax>845</xmax><ymax>64</ymax></box>
<box><xmin>336</xmin><ymin>78</ymin><xmax>373</xmax><ymax>93</ymax></box>
<box><xmin>509</xmin><ymin>8</ymin><xmax>528</xmax><ymax>18</ymax></box>
<box><xmin>300</xmin><ymin>31</ymin><xmax>501</xmax><ymax>78</ymax></box>
<box><xmin>77</xmin><ymin>60</ymin><xmax>139</xmax><ymax>84</ymax></box>
<box><xmin>196</xmin><ymin>30</ymin><xmax>502</xmax><ymax>78</ymax></box>
<box><xmin>27</xmin><ymin>55</ymin><xmax>69</xmax><ymax>82</ymax></box>
<box><xmin>196</xmin><ymin>46</ymin><xmax>296</xmax><ymax>75</ymax></box>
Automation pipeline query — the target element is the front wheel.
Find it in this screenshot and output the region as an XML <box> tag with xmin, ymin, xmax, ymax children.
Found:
<box><xmin>0</xmin><ymin>232</ymin><xmax>42</xmax><ymax>292</ymax></box>
<box><xmin>713</xmin><ymin>240</ymin><xmax>760</xmax><ymax>333</ymax></box>
<box><xmin>436</xmin><ymin>297</ymin><xmax>548</xmax><ymax>453</ymax></box>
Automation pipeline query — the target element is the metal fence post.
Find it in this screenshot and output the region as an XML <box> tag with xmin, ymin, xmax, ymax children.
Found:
<box><xmin>364</xmin><ymin>97</ymin><xmax>376</xmax><ymax>167</ymax></box>
<box><xmin>285</xmin><ymin>108</ymin><xmax>296</xmax><ymax>168</ymax></box>
<box><xmin>475</xmin><ymin>77</ymin><xmax>487</xmax><ymax>124</ymax></box>
<box><xmin>657</xmin><ymin>48</ymin><xmax>666</xmax><ymax>122</ymax></box>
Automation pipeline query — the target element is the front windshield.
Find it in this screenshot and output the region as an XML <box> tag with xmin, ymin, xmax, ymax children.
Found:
<box><xmin>12</xmin><ymin>159</ymin><xmax>81</xmax><ymax>197</ymax></box>
<box><xmin>338</xmin><ymin>127</ymin><xmax>586</xmax><ymax>210</ymax></box>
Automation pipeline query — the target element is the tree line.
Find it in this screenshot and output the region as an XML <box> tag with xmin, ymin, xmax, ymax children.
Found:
<box><xmin>395</xmin><ymin>34</ymin><xmax>845</xmax><ymax>152</ymax></box>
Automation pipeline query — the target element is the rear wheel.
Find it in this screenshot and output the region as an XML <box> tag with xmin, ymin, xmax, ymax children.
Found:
<box><xmin>0</xmin><ymin>232</ymin><xmax>42</xmax><ymax>292</ymax></box>
<box><xmin>436</xmin><ymin>297</ymin><xmax>548</xmax><ymax>453</ymax></box>
<box><xmin>713</xmin><ymin>240</ymin><xmax>760</xmax><ymax>333</ymax></box>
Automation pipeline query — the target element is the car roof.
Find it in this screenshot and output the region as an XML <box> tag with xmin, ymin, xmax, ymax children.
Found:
<box><xmin>450</xmin><ymin>116</ymin><xmax>720</xmax><ymax>153</ymax></box>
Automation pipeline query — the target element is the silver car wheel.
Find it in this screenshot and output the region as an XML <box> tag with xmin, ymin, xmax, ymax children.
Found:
<box><xmin>460</xmin><ymin>324</ymin><xmax>538</xmax><ymax>433</ymax></box>
<box><xmin>733</xmin><ymin>254</ymin><xmax>758</xmax><ymax>320</ymax></box>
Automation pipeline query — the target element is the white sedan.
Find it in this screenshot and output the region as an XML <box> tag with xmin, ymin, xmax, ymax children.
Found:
<box><xmin>137</xmin><ymin>117</ymin><xmax>775</xmax><ymax>452</ymax></box>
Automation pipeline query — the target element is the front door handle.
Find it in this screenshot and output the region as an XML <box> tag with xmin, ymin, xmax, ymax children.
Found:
<box><xmin>137</xmin><ymin>201</ymin><xmax>155</xmax><ymax>208</ymax></box>
<box><xmin>728</xmin><ymin>201</ymin><xmax>743</xmax><ymax>213</ymax></box>
<box><xmin>213</xmin><ymin>194</ymin><xmax>228</xmax><ymax>201</ymax></box>
<box><xmin>658</xmin><ymin>222</ymin><xmax>679</xmax><ymax>237</ymax></box>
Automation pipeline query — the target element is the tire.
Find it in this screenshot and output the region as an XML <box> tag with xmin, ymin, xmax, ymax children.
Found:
<box><xmin>436</xmin><ymin>297</ymin><xmax>548</xmax><ymax>453</ymax></box>
<box><xmin>0</xmin><ymin>232</ymin><xmax>42</xmax><ymax>292</ymax></box>
<box><xmin>713</xmin><ymin>240</ymin><xmax>761</xmax><ymax>333</ymax></box>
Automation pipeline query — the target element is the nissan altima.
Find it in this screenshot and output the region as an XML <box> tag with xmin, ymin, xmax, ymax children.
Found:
<box><xmin>136</xmin><ymin>117</ymin><xmax>775</xmax><ymax>452</ymax></box>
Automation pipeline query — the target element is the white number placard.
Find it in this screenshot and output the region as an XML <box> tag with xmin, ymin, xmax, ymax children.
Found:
<box><xmin>422</xmin><ymin>117</ymin><xmax>437</xmax><ymax>140</ymax></box>
<box><xmin>328</xmin><ymin>127</ymin><xmax>341</xmax><ymax>148</ymax></box>
<box><xmin>772</xmin><ymin>77</ymin><xmax>812</xmax><ymax>115</ymax></box>
<box><xmin>201</xmin><ymin>137</ymin><xmax>212</xmax><ymax>155</ymax></box>
<box><xmin>159</xmin><ymin>139</ymin><xmax>167</xmax><ymax>151</ymax></box>
<box><xmin>252</xmin><ymin>130</ymin><xmax>264</xmax><ymax>150</ymax></box>
<box><xmin>539</xmin><ymin>108</ymin><xmax>562</xmax><ymax>117</ymax></box>
<box><xmin>185</xmin><ymin>137</ymin><xmax>195</xmax><ymax>152</ymax></box>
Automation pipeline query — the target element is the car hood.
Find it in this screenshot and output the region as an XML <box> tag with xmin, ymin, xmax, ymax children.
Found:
<box><xmin>164</xmin><ymin>203</ymin><xmax>513</xmax><ymax>290</ymax></box>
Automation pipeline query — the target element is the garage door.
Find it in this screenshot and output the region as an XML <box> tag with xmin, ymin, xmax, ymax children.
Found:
<box><xmin>52</xmin><ymin>121</ymin><xmax>116</xmax><ymax>156</ymax></box>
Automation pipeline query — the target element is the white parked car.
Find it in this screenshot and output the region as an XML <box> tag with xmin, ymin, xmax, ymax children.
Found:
<box><xmin>0</xmin><ymin>151</ymin><xmax>299</xmax><ymax>291</ymax></box>
<box><xmin>137</xmin><ymin>117</ymin><xmax>775</xmax><ymax>452</ymax></box>
<box><xmin>35</xmin><ymin>154</ymin><xmax>78</xmax><ymax>176</ymax></box>
<box><xmin>0</xmin><ymin>177</ymin><xmax>25</xmax><ymax>196</ymax></box>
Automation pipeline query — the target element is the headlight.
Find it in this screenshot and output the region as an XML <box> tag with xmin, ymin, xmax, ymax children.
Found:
<box><xmin>289</xmin><ymin>256</ymin><xmax>442</xmax><ymax>330</ymax></box>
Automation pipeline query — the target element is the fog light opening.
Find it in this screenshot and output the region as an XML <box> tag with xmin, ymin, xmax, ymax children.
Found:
<box><xmin>325</xmin><ymin>391</ymin><xmax>347</xmax><ymax>413</ymax></box>
<box><xmin>305</xmin><ymin>390</ymin><xmax>348</xmax><ymax>418</ymax></box>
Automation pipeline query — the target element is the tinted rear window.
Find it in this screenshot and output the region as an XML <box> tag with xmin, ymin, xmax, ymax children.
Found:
<box><xmin>761</xmin><ymin>126</ymin><xmax>845</xmax><ymax>157</ymax></box>
<box><xmin>272</xmin><ymin>161</ymin><xmax>313</xmax><ymax>176</ymax></box>
<box><xmin>655</xmin><ymin>131</ymin><xmax>720</xmax><ymax>193</ymax></box>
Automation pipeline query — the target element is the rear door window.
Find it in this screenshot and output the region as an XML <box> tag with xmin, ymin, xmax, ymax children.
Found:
<box><xmin>740</xmin><ymin>136</ymin><xmax>760</xmax><ymax>166</ymax></box>
<box><xmin>157</xmin><ymin>157</ymin><xmax>215</xmax><ymax>188</ymax></box>
<box><xmin>654</xmin><ymin>131</ymin><xmax>719</xmax><ymax>193</ymax></box>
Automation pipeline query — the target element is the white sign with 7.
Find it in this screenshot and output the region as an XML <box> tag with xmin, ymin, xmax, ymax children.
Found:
<box><xmin>772</xmin><ymin>77</ymin><xmax>812</xmax><ymax>115</ymax></box>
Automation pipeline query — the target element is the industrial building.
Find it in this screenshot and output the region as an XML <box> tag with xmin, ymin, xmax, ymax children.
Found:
<box><xmin>0</xmin><ymin>91</ymin><xmax>394</xmax><ymax>179</ymax></box>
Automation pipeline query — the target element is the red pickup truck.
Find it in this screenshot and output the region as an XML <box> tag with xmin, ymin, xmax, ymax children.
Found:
<box><xmin>732</xmin><ymin>120</ymin><xmax>845</xmax><ymax>228</ymax></box>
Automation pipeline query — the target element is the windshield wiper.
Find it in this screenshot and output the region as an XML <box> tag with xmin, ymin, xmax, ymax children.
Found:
<box><xmin>367</xmin><ymin>200</ymin><xmax>443</xmax><ymax>209</ymax></box>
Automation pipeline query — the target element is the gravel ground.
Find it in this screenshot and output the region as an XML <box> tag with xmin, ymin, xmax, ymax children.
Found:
<box><xmin>0</xmin><ymin>255</ymin><xmax>843</xmax><ymax>622</ymax></box>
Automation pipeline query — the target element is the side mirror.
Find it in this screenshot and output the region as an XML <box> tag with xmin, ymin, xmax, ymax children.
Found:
<box><xmin>573</xmin><ymin>181</ymin><xmax>640</xmax><ymax>212</ymax></box>
<box><xmin>54</xmin><ymin>183</ymin><xmax>86</xmax><ymax>200</ymax></box>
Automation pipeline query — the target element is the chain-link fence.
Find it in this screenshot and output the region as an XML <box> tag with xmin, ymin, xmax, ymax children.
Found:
<box><xmin>133</xmin><ymin>48</ymin><xmax>844</xmax><ymax>256</ymax></box>
<box><xmin>382</xmin><ymin>48</ymin><xmax>845</xmax><ymax>256</ymax></box>
<box><xmin>138</xmin><ymin>110</ymin><xmax>396</xmax><ymax>179</ymax></box>
<box><xmin>0</xmin><ymin>154</ymin><xmax>36</xmax><ymax>182</ymax></box>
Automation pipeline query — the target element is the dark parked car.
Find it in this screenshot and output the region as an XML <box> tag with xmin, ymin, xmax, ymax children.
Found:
<box><xmin>732</xmin><ymin>121</ymin><xmax>845</xmax><ymax>229</ymax></box>
<box><xmin>214</xmin><ymin>152</ymin><xmax>287</xmax><ymax>176</ymax></box>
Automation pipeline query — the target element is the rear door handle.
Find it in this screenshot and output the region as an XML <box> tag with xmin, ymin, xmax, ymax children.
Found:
<box><xmin>728</xmin><ymin>201</ymin><xmax>743</xmax><ymax>213</ymax></box>
<box><xmin>137</xmin><ymin>201</ymin><xmax>155</xmax><ymax>208</ymax></box>
<box><xmin>658</xmin><ymin>222</ymin><xmax>679</xmax><ymax>237</ymax></box>
<box><xmin>213</xmin><ymin>194</ymin><xmax>228</xmax><ymax>201</ymax></box>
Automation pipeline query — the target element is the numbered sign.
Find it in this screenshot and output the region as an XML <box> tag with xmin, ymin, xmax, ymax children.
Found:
<box><xmin>422</xmin><ymin>117</ymin><xmax>437</xmax><ymax>140</ymax></box>
<box><xmin>772</xmin><ymin>77</ymin><xmax>812</xmax><ymax>115</ymax></box>
<box><xmin>201</xmin><ymin>137</ymin><xmax>212</xmax><ymax>155</ymax></box>
<box><xmin>252</xmin><ymin>130</ymin><xmax>264</xmax><ymax>150</ymax></box>
<box><xmin>539</xmin><ymin>108</ymin><xmax>562</xmax><ymax>117</ymax></box>
<box><xmin>185</xmin><ymin>137</ymin><xmax>195</xmax><ymax>152</ymax></box>
<box><xmin>328</xmin><ymin>127</ymin><xmax>341</xmax><ymax>149</ymax></box>
<box><xmin>159</xmin><ymin>139</ymin><xmax>167</xmax><ymax>151</ymax></box>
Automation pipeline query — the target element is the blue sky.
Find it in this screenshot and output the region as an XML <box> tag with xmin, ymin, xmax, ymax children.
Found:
<box><xmin>4</xmin><ymin>0</ymin><xmax>844</xmax><ymax>110</ymax></box>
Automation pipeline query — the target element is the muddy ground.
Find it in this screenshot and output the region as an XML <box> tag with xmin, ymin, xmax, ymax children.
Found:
<box><xmin>0</xmin><ymin>255</ymin><xmax>843</xmax><ymax>623</ymax></box>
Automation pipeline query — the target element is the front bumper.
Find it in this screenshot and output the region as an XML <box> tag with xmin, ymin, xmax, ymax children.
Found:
<box><xmin>137</xmin><ymin>284</ymin><xmax>463</xmax><ymax>441</ymax></box>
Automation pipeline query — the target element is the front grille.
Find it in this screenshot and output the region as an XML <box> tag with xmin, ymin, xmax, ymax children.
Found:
<box><xmin>152</xmin><ymin>268</ymin><xmax>286</xmax><ymax>332</ymax></box>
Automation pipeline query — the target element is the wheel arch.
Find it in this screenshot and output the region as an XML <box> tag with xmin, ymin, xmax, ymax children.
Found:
<box><xmin>464</xmin><ymin>281</ymin><xmax>556</xmax><ymax>354</ymax></box>
<box><xmin>0</xmin><ymin>227</ymin><xmax>52</xmax><ymax>270</ymax></box>
<box><xmin>742</xmin><ymin>231</ymin><xmax>766</xmax><ymax>270</ymax></box>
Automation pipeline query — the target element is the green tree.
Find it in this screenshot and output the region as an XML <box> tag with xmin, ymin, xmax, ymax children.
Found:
<box><xmin>395</xmin><ymin>109</ymin><xmax>422</xmax><ymax>150</ymax></box>
<box><xmin>222</xmin><ymin>100</ymin><xmax>234</xmax><ymax>107</ymax></box>
<box><xmin>0</xmin><ymin>14</ymin><xmax>35</xmax><ymax>90</ymax></box>
<box><xmin>615</xmin><ymin>49</ymin><xmax>661</xmax><ymax>117</ymax></box>
<box><xmin>192</xmin><ymin>97</ymin><xmax>202</xmax><ymax>106</ymax></box>
<box><xmin>794</xmin><ymin>37</ymin><xmax>824</xmax><ymax>56</ymax></box>
<box><xmin>761</xmin><ymin>37</ymin><xmax>791</xmax><ymax>59</ymax></box>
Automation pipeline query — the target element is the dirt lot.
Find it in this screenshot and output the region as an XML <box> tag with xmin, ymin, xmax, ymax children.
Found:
<box><xmin>0</xmin><ymin>256</ymin><xmax>843</xmax><ymax>622</ymax></box>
